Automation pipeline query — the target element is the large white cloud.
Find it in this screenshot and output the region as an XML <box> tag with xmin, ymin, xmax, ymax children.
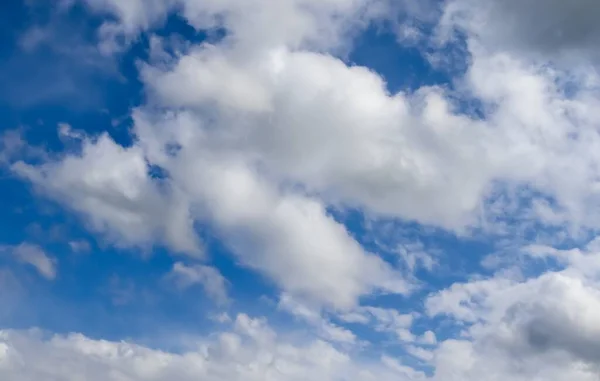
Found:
<box><xmin>140</xmin><ymin>46</ymin><xmax>491</xmax><ymax>229</ymax></box>
<box><xmin>18</xmin><ymin>120</ymin><xmax>408</xmax><ymax>309</ymax></box>
<box><xmin>0</xmin><ymin>314</ymin><xmax>418</xmax><ymax>381</ymax></box>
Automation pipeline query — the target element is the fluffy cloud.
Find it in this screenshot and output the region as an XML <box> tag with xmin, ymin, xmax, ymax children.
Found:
<box><xmin>428</xmin><ymin>274</ymin><xmax>600</xmax><ymax>381</ymax></box>
<box><xmin>0</xmin><ymin>314</ymin><xmax>418</xmax><ymax>381</ymax></box>
<box><xmin>14</xmin><ymin>116</ymin><xmax>408</xmax><ymax>309</ymax></box>
<box><xmin>140</xmin><ymin>45</ymin><xmax>493</xmax><ymax>230</ymax></box>
<box><xmin>67</xmin><ymin>0</ymin><xmax>389</xmax><ymax>54</ymax></box>
<box><xmin>424</xmin><ymin>239</ymin><xmax>600</xmax><ymax>381</ymax></box>
<box><xmin>13</xmin><ymin>133</ymin><xmax>201</xmax><ymax>256</ymax></box>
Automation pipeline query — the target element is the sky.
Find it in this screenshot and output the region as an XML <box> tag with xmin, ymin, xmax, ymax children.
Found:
<box><xmin>2</xmin><ymin>0</ymin><xmax>600</xmax><ymax>380</ymax></box>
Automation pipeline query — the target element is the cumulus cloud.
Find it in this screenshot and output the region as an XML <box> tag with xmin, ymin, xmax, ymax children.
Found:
<box><xmin>14</xmin><ymin>111</ymin><xmax>410</xmax><ymax>309</ymax></box>
<box><xmin>424</xmin><ymin>239</ymin><xmax>600</xmax><ymax>381</ymax></box>
<box><xmin>428</xmin><ymin>274</ymin><xmax>600</xmax><ymax>381</ymax></box>
<box><xmin>139</xmin><ymin>45</ymin><xmax>492</xmax><ymax>230</ymax></box>
<box><xmin>0</xmin><ymin>314</ymin><xmax>418</xmax><ymax>381</ymax></box>
<box><xmin>13</xmin><ymin>134</ymin><xmax>201</xmax><ymax>256</ymax></box>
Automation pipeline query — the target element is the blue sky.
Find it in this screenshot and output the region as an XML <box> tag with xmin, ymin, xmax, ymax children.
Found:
<box><xmin>2</xmin><ymin>1</ymin><xmax>600</xmax><ymax>380</ymax></box>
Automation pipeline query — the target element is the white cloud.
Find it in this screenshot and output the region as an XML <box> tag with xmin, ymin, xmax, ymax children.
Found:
<box><xmin>406</xmin><ymin>345</ymin><xmax>433</xmax><ymax>362</ymax></box>
<box><xmin>428</xmin><ymin>275</ymin><xmax>600</xmax><ymax>381</ymax></box>
<box><xmin>139</xmin><ymin>46</ymin><xmax>492</xmax><ymax>231</ymax></box>
<box><xmin>337</xmin><ymin>305</ymin><xmax>416</xmax><ymax>343</ymax></box>
<box><xmin>0</xmin><ymin>314</ymin><xmax>417</xmax><ymax>381</ymax></box>
<box><xmin>177</xmin><ymin>153</ymin><xmax>408</xmax><ymax>309</ymax></box>
<box><xmin>277</xmin><ymin>294</ymin><xmax>357</xmax><ymax>344</ymax></box>
<box><xmin>361</xmin><ymin>307</ymin><xmax>415</xmax><ymax>342</ymax></box>
<box><xmin>210</xmin><ymin>312</ymin><xmax>232</xmax><ymax>324</ymax></box>
<box><xmin>381</xmin><ymin>355</ymin><xmax>426</xmax><ymax>380</ymax></box>
<box><xmin>168</xmin><ymin>262</ymin><xmax>230</xmax><ymax>305</ymax></box>
<box><xmin>13</xmin><ymin>112</ymin><xmax>409</xmax><ymax>309</ymax></box>
<box><xmin>1</xmin><ymin>243</ymin><xmax>57</xmax><ymax>280</ymax></box>
<box><xmin>69</xmin><ymin>0</ymin><xmax>388</xmax><ymax>54</ymax></box>
<box><xmin>13</xmin><ymin>134</ymin><xmax>201</xmax><ymax>256</ymax></box>
<box><xmin>142</xmin><ymin>45</ymin><xmax>273</xmax><ymax>113</ymax></box>
<box><xmin>423</xmin><ymin>239</ymin><xmax>600</xmax><ymax>380</ymax></box>
<box><xmin>419</xmin><ymin>331</ymin><xmax>436</xmax><ymax>345</ymax></box>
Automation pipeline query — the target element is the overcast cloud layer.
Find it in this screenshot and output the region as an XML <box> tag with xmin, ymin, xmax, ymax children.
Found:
<box><xmin>3</xmin><ymin>0</ymin><xmax>600</xmax><ymax>380</ymax></box>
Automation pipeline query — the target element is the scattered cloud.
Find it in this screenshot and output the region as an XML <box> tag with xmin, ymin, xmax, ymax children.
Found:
<box><xmin>278</xmin><ymin>294</ymin><xmax>357</xmax><ymax>344</ymax></box>
<box><xmin>1</xmin><ymin>243</ymin><xmax>56</xmax><ymax>280</ymax></box>
<box><xmin>168</xmin><ymin>262</ymin><xmax>230</xmax><ymax>306</ymax></box>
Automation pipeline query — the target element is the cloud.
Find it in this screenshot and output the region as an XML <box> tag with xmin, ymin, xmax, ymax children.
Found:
<box><xmin>168</xmin><ymin>262</ymin><xmax>230</xmax><ymax>305</ymax></box>
<box><xmin>277</xmin><ymin>294</ymin><xmax>357</xmax><ymax>344</ymax></box>
<box><xmin>1</xmin><ymin>243</ymin><xmax>56</xmax><ymax>280</ymax></box>
<box><xmin>69</xmin><ymin>0</ymin><xmax>388</xmax><ymax>54</ymax></box>
<box><xmin>419</xmin><ymin>331</ymin><xmax>436</xmax><ymax>345</ymax></box>
<box><xmin>428</xmin><ymin>275</ymin><xmax>600</xmax><ymax>381</ymax></box>
<box><xmin>8</xmin><ymin>1</ymin><xmax>600</xmax><ymax>380</ymax></box>
<box><xmin>0</xmin><ymin>314</ymin><xmax>418</xmax><ymax>381</ymax></box>
<box><xmin>14</xmin><ymin>113</ymin><xmax>409</xmax><ymax>309</ymax></box>
<box><xmin>13</xmin><ymin>134</ymin><xmax>201</xmax><ymax>256</ymax></box>
<box><xmin>441</xmin><ymin>0</ymin><xmax>600</xmax><ymax>61</ymax></box>
<box><xmin>423</xmin><ymin>240</ymin><xmax>600</xmax><ymax>381</ymax></box>
<box><xmin>139</xmin><ymin>46</ymin><xmax>492</xmax><ymax>231</ymax></box>
<box><xmin>338</xmin><ymin>306</ymin><xmax>416</xmax><ymax>343</ymax></box>
<box><xmin>161</xmin><ymin>150</ymin><xmax>408</xmax><ymax>309</ymax></box>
